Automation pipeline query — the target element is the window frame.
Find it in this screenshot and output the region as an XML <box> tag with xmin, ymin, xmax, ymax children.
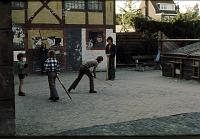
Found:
<box><xmin>63</xmin><ymin>0</ymin><xmax>104</xmax><ymax>12</ymax></box>
<box><xmin>158</xmin><ymin>3</ymin><xmax>175</xmax><ymax>11</ymax></box>
<box><xmin>192</xmin><ymin>60</ymin><xmax>200</xmax><ymax>78</ymax></box>
<box><xmin>64</xmin><ymin>0</ymin><xmax>86</xmax><ymax>11</ymax></box>
<box><xmin>12</xmin><ymin>24</ymin><xmax>25</xmax><ymax>51</ymax></box>
<box><xmin>86</xmin><ymin>28</ymin><xmax>106</xmax><ymax>50</ymax></box>
<box><xmin>87</xmin><ymin>0</ymin><xmax>104</xmax><ymax>12</ymax></box>
<box><xmin>11</xmin><ymin>1</ymin><xmax>25</xmax><ymax>10</ymax></box>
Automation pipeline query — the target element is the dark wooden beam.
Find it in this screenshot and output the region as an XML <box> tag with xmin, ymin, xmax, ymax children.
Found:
<box><xmin>27</xmin><ymin>0</ymin><xmax>51</xmax><ymax>24</ymax></box>
<box><xmin>44</xmin><ymin>1</ymin><xmax>62</xmax><ymax>23</ymax></box>
<box><xmin>0</xmin><ymin>1</ymin><xmax>15</xmax><ymax>136</ymax></box>
<box><xmin>145</xmin><ymin>0</ymin><xmax>149</xmax><ymax>19</ymax></box>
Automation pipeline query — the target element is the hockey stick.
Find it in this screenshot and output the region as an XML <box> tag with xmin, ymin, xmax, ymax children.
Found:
<box><xmin>56</xmin><ymin>76</ymin><xmax>72</xmax><ymax>100</ymax></box>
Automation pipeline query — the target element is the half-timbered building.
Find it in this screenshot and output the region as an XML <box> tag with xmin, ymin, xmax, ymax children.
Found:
<box><xmin>12</xmin><ymin>0</ymin><xmax>116</xmax><ymax>72</ymax></box>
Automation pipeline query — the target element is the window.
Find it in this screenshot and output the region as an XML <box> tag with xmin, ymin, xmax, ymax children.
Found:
<box><xmin>158</xmin><ymin>3</ymin><xmax>175</xmax><ymax>11</ymax></box>
<box><xmin>64</xmin><ymin>0</ymin><xmax>103</xmax><ymax>11</ymax></box>
<box><xmin>171</xmin><ymin>59</ymin><xmax>182</xmax><ymax>78</ymax></box>
<box><xmin>88</xmin><ymin>0</ymin><xmax>103</xmax><ymax>11</ymax></box>
<box><xmin>64</xmin><ymin>0</ymin><xmax>85</xmax><ymax>10</ymax></box>
<box><xmin>161</xmin><ymin>4</ymin><xmax>167</xmax><ymax>10</ymax></box>
<box><xmin>12</xmin><ymin>1</ymin><xmax>25</xmax><ymax>9</ymax></box>
<box><xmin>12</xmin><ymin>24</ymin><xmax>25</xmax><ymax>50</ymax></box>
<box><xmin>86</xmin><ymin>29</ymin><xmax>105</xmax><ymax>50</ymax></box>
<box><xmin>170</xmin><ymin>4</ymin><xmax>175</xmax><ymax>11</ymax></box>
<box><xmin>192</xmin><ymin>60</ymin><xmax>200</xmax><ymax>78</ymax></box>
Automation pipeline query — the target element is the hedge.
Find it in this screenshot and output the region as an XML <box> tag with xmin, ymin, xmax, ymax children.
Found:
<box><xmin>134</xmin><ymin>17</ymin><xmax>200</xmax><ymax>39</ymax></box>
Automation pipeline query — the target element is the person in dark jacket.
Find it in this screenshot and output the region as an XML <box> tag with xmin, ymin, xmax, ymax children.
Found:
<box><xmin>105</xmin><ymin>36</ymin><xmax>116</xmax><ymax>80</ymax></box>
<box><xmin>68</xmin><ymin>56</ymin><xmax>103</xmax><ymax>93</ymax></box>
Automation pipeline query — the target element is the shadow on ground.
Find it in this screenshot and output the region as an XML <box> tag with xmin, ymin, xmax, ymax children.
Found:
<box><xmin>57</xmin><ymin>112</ymin><xmax>200</xmax><ymax>136</ymax></box>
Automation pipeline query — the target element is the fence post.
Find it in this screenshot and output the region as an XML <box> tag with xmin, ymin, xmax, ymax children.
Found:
<box><xmin>158</xmin><ymin>31</ymin><xmax>163</xmax><ymax>52</ymax></box>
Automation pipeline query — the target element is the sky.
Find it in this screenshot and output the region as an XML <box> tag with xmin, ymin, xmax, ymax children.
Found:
<box><xmin>116</xmin><ymin>0</ymin><xmax>200</xmax><ymax>14</ymax></box>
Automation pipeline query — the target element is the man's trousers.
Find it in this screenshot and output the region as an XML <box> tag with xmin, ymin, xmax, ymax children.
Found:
<box><xmin>69</xmin><ymin>65</ymin><xmax>94</xmax><ymax>92</ymax></box>
<box><xmin>107</xmin><ymin>57</ymin><xmax>115</xmax><ymax>80</ymax></box>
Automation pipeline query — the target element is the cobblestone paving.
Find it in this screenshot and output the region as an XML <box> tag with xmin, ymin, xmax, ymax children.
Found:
<box><xmin>15</xmin><ymin>69</ymin><xmax>200</xmax><ymax>136</ymax></box>
<box><xmin>58</xmin><ymin>112</ymin><xmax>200</xmax><ymax>136</ymax></box>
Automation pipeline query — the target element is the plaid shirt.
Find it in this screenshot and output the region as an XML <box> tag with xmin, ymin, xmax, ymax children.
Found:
<box><xmin>44</xmin><ymin>58</ymin><xmax>60</xmax><ymax>74</ymax></box>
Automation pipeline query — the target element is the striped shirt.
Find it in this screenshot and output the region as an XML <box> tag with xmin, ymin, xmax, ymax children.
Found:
<box><xmin>44</xmin><ymin>58</ymin><xmax>60</xmax><ymax>74</ymax></box>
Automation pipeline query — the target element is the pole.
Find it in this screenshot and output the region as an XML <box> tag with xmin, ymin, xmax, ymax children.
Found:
<box><xmin>106</xmin><ymin>56</ymin><xmax>110</xmax><ymax>80</ymax></box>
<box><xmin>145</xmin><ymin>0</ymin><xmax>149</xmax><ymax>19</ymax></box>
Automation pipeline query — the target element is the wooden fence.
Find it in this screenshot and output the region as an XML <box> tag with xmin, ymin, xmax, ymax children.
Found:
<box><xmin>116</xmin><ymin>32</ymin><xmax>157</xmax><ymax>67</ymax></box>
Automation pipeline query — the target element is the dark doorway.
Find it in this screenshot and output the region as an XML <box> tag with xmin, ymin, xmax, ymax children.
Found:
<box><xmin>66</xmin><ymin>28</ymin><xmax>82</xmax><ymax>71</ymax></box>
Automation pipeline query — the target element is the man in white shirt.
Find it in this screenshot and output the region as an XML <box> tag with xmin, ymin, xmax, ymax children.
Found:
<box><xmin>68</xmin><ymin>56</ymin><xmax>103</xmax><ymax>93</ymax></box>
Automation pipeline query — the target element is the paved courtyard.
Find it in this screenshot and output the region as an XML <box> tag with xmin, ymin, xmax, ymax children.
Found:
<box><xmin>15</xmin><ymin>68</ymin><xmax>200</xmax><ymax>136</ymax></box>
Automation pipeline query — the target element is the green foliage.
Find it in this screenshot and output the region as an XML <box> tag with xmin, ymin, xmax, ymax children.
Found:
<box><xmin>116</xmin><ymin>1</ymin><xmax>143</xmax><ymax>30</ymax></box>
<box><xmin>134</xmin><ymin>16</ymin><xmax>200</xmax><ymax>39</ymax></box>
<box><xmin>119</xmin><ymin>8</ymin><xmax>143</xmax><ymax>27</ymax></box>
<box><xmin>133</xmin><ymin>4</ymin><xmax>200</xmax><ymax>39</ymax></box>
<box><xmin>171</xmin><ymin>11</ymin><xmax>199</xmax><ymax>23</ymax></box>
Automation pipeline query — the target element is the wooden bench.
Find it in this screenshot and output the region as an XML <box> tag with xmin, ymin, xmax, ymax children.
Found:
<box><xmin>132</xmin><ymin>55</ymin><xmax>156</xmax><ymax>71</ymax></box>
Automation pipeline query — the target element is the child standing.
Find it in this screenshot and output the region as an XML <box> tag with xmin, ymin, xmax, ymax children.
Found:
<box><xmin>44</xmin><ymin>50</ymin><xmax>60</xmax><ymax>102</ymax></box>
<box><xmin>17</xmin><ymin>53</ymin><xmax>28</xmax><ymax>96</ymax></box>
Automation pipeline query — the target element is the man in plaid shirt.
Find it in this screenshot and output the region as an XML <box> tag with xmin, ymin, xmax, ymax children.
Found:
<box><xmin>44</xmin><ymin>50</ymin><xmax>60</xmax><ymax>102</ymax></box>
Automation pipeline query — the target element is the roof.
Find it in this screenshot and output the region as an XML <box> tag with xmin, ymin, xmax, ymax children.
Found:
<box><xmin>160</xmin><ymin>33</ymin><xmax>179</xmax><ymax>52</ymax></box>
<box><xmin>167</xmin><ymin>42</ymin><xmax>200</xmax><ymax>56</ymax></box>
<box><xmin>151</xmin><ymin>0</ymin><xmax>177</xmax><ymax>14</ymax></box>
<box><xmin>162</xmin><ymin>41</ymin><xmax>179</xmax><ymax>52</ymax></box>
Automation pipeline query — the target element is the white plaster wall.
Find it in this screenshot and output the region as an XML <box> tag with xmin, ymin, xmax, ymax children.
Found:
<box><xmin>82</xmin><ymin>28</ymin><xmax>116</xmax><ymax>71</ymax></box>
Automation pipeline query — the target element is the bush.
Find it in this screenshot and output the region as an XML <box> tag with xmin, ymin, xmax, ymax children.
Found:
<box><xmin>134</xmin><ymin>17</ymin><xmax>200</xmax><ymax>39</ymax></box>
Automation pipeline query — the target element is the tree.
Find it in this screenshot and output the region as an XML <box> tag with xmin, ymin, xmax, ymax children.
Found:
<box><xmin>171</xmin><ymin>3</ymin><xmax>199</xmax><ymax>22</ymax></box>
<box><xmin>117</xmin><ymin>0</ymin><xmax>143</xmax><ymax>32</ymax></box>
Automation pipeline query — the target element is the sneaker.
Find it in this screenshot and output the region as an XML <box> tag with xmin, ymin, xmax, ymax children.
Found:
<box><xmin>48</xmin><ymin>97</ymin><xmax>53</xmax><ymax>100</ymax></box>
<box><xmin>55</xmin><ymin>97</ymin><xmax>59</xmax><ymax>100</ymax></box>
<box><xmin>89</xmin><ymin>90</ymin><xmax>97</xmax><ymax>93</ymax></box>
<box><xmin>52</xmin><ymin>98</ymin><xmax>57</xmax><ymax>102</ymax></box>
<box><xmin>52</xmin><ymin>97</ymin><xmax>59</xmax><ymax>102</ymax></box>
<box><xmin>18</xmin><ymin>92</ymin><xmax>25</xmax><ymax>96</ymax></box>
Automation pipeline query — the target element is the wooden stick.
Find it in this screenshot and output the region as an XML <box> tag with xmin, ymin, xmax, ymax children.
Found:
<box><xmin>106</xmin><ymin>56</ymin><xmax>109</xmax><ymax>80</ymax></box>
<box><xmin>57</xmin><ymin>76</ymin><xmax>72</xmax><ymax>100</ymax></box>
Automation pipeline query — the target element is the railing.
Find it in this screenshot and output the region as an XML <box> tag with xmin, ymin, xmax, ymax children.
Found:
<box><xmin>157</xmin><ymin>31</ymin><xmax>200</xmax><ymax>53</ymax></box>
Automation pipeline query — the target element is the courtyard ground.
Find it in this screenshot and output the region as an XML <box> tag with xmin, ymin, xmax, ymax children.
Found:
<box><xmin>15</xmin><ymin>68</ymin><xmax>200</xmax><ymax>136</ymax></box>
